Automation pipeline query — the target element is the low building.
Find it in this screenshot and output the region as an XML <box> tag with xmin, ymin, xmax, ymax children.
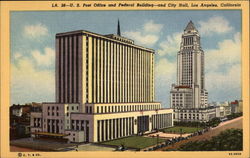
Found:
<box><xmin>10</xmin><ymin>103</ymin><xmax>42</xmax><ymax>140</ymax></box>
<box><xmin>230</xmin><ymin>100</ymin><xmax>243</xmax><ymax>113</ymax></box>
<box><xmin>238</xmin><ymin>100</ymin><xmax>243</xmax><ymax>113</ymax></box>
<box><xmin>10</xmin><ymin>104</ymin><xmax>31</xmax><ymax>117</ymax></box>
<box><xmin>215</xmin><ymin>101</ymin><xmax>233</xmax><ymax>118</ymax></box>
<box><xmin>31</xmin><ymin>103</ymin><xmax>172</xmax><ymax>143</ymax></box>
<box><xmin>173</xmin><ymin>106</ymin><xmax>216</xmax><ymax>122</ymax></box>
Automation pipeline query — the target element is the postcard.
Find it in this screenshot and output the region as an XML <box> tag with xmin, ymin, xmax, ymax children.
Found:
<box><xmin>0</xmin><ymin>0</ymin><xmax>249</xmax><ymax>158</ymax></box>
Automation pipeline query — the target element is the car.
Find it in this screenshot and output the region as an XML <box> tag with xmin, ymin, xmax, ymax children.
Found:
<box><xmin>115</xmin><ymin>145</ymin><xmax>127</xmax><ymax>151</ymax></box>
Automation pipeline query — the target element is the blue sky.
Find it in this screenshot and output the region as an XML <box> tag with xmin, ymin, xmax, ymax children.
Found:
<box><xmin>11</xmin><ymin>10</ymin><xmax>242</xmax><ymax>107</ymax></box>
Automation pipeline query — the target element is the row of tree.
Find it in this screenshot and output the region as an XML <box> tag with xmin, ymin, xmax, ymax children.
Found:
<box><xmin>178</xmin><ymin>128</ymin><xmax>243</xmax><ymax>151</ymax></box>
<box><xmin>226</xmin><ymin>112</ymin><xmax>243</xmax><ymax>120</ymax></box>
<box><xmin>174</xmin><ymin>117</ymin><xmax>221</xmax><ymax>128</ymax></box>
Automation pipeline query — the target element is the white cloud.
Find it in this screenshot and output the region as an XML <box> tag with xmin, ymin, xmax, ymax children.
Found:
<box><xmin>144</xmin><ymin>20</ymin><xmax>163</xmax><ymax>33</ymax></box>
<box><xmin>124</xmin><ymin>20</ymin><xmax>163</xmax><ymax>46</ymax></box>
<box><xmin>11</xmin><ymin>57</ymin><xmax>55</xmax><ymax>105</ymax></box>
<box><xmin>13</xmin><ymin>52</ymin><xmax>22</xmax><ymax>60</ymax></box>
<box><xmin>124</xmin><ymin>31</ymin><xmax>159</xmax><ymax>46</ymax></box>
<box><xmin>31</xmin><ymin>47</ymin><xmax>55</xmax><ymax>67</ymax></box>
<box><xmin>24</xmin><ymin>23</ymin><xmax>48</xmax><ymax>38</ymax></box>
<box><xmin>155</xmin><ymin>58</ymin><xmax>176</xmax><ymax>107</ymax></box>
<box><xmin>204</xmin><ymin>32</ymin><xmax>241</xmax><ymax>102</ymax></box>
<box><xmin>206</xmin><ymin>63</ymin><xmax>241</xmax><ymax>102</ymax></box>
<box><xmin>205</xmin><ymin>32</ymin><xmax>241</xmax><ymax>70</ymax></box>
<box><xmin>157</xmin><ymin>32</ymin><xmax>182</xmax><ymax>57</ymax></box>
<box><xmin>155</xmin><ymin>58</ymin><xmax>176</xmax><ymax>78</ymax></box>
<box><xmin>198</xmin><ymin>16</ymin><xmax>233</xmax><ymax>35</ymax></box>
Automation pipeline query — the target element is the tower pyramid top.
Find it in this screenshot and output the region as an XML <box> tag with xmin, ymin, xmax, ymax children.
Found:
<box><xmin>184</xmin><ymin>20</ymin><xmax>197</xmax><ymax>32</ymax></box>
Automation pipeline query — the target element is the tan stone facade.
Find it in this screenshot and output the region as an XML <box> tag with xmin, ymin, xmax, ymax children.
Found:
<box><xmin>31</xmin><ymin>29</ymin><xmax>173</xmax><ymax>143</ymax></box>
<box><xmin>55</xmin><ymin>30</ymin><xmax>155</xmax><ymax>107</ymax></box>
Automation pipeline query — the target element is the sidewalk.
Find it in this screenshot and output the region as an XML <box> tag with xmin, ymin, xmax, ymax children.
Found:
<box><xmin>10</xmin><ymin>138</ymin><xmax>78</xmax><ymax>151</ymax></box>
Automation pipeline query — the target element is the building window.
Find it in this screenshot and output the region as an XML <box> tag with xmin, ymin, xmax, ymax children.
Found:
<box><xmin>86</xmin><ymin>106</ymin><xmax>89</xmax><ymax>113</ymax></box>
<box><xmin>81</xmin><ymin>121</ymin><xmax>84</xmax><ymax>130</ymax></box>
<box><xmin>52</xmin><ymin>106</ymin><xmax>54</xmax><ymax>110</ymax></box>
<box><xmin>71</xmin><ymin>120</ymin><xmax>75</xmax><ymax>129</ymax></box>
<box><xmin>76</xmin><ymin>120</ymin><xmax>79</xmax><ymax>130</ymax></box>
<box><xmin>56</xmin><ymin>106</ymin><xmax>59</xmax><ymax>110</ymax></box>
<box><xmin>48</xmin><ymin>106</ymin><xmax>50</xmax><ymax>110</ymax></box>
<box><xmin>72</xmin><ymin>106</ymin><xmax>74</xmax><ymax>110</ymax></box>
<box><xmin>77</xmin><ymin>106</ymin><xmax>79</xmax><ymax>110</ymax></box>
<box><xmin>67</xmin><ymin>106</ymin><xmax>69</xmax><ymax>111</ymax></box>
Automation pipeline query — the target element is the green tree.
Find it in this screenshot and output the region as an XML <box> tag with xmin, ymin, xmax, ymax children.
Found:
<box><xmin>179</xmin><ymin>129</ymin><xmax>242</xmax><ymax>151</ymax></box>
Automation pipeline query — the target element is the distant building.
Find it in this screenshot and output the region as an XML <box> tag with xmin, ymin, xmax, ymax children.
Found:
<box><xmin>230</xmin><ymin>100</ymin><xmax>243</xmax><ymax>113</ymax></box>
<box><xmin>170</xmin><ymin>21</ymin><xmax>216</xmax><ymax>122</ymax></box>
<box><xmin>10</xmin><ymin>103</ymin><xmax>42</xmax><ymax>140</ymax></box>
<box><xmin>30</xmin><ymin>21</ymin><xmax>173</xmax><ymax>143</ymax></box>
<box><xmin>215</xmin><ymin>100</ymin><xmax>243</xmax><ymax>118</ymax></box>
<box><xmin>10</xmin><ymin>104</ymin><xmax>31</xmax><ymax>117</ymax></box>
<box><xmin>238</xmin><ymin>100</ymin><xmax>243</xmax><ymax>112</ymax></box>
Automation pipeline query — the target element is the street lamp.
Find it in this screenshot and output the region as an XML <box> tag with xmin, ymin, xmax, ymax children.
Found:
<box><xmin>156</xmin><ymin>134</ymin><xmax>159</xmax><ymax>146</ymax></box>
<box><xmin>180</xmin><ymin>128</ymin><xmax>183</xmax><ymax>137</ymax></box>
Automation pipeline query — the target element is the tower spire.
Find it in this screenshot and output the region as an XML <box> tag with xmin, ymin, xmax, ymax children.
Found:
<box><xmin>117</xmin><ymin>19</ymin><xmax>121</xmax><ymax>36</ymax></box>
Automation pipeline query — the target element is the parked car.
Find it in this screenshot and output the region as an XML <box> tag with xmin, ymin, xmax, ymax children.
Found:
<box><xmin>115</xmin><ymin>145</ymin><xmax>127</xmax><ymax>151</ymax></box>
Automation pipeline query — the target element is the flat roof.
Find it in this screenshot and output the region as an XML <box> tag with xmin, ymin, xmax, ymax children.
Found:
<box><xmin>56</xmin><ymin>30</ymin><xmax>155</xmax><ymax>53</ymax></box>
<box><xmin>86</xmin><ymin>102</ymin><xmax>161</xmax><ymax>105</ymax></box>
<box><xmin>71</xmin><ymin>108</ymin><xmax>173</xmax><ymax>115</ymax></box>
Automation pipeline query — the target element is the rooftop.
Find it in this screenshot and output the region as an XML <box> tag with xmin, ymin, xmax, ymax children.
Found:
<box><xmin>175</xmin><ymin>85</ymin><xmax>192</xmax><ymax>89</ymax></box>
<box><xmin>184</xmin><ymin>20</ymin><xmax>197</xmax><ymax>31</ymax></box>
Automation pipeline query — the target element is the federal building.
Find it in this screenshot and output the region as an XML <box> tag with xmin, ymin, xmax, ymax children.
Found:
<box><xmin>30</xmin><ymin>22</ymin><xmax>173</xmax><ymax>143</ymax></box>
<box><xmin>170</xmin><ymin>21</ymin><xmax>216</xmax><ymax>122</ymax></box>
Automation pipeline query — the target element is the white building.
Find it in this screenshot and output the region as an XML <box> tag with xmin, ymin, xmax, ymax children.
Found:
<box><xmin>30</xmin><ymin>22</ymin><xmax>173</xmax><ymax>143</ymax></box>
<box><xmin>170</xmin><ymin>21</ymin><xmax>215</xmax><ymax>122</ymax></box>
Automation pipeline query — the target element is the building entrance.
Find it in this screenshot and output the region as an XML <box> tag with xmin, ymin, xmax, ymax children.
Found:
<box><xmin>137</xmin><ymin>115</ymin><xmax>149</xmax><ymax>134</ymax></box>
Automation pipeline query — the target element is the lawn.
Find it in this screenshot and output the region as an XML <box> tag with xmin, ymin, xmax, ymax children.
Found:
<box><xmin>161</xmin><ymin>126</ymin><xmax>203</xmax><ymax>134</ymax></box>
<box><xmin>100</xmin><ymin>136</ymin><xmax>165</xmax><ymax>149</ymax></box>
